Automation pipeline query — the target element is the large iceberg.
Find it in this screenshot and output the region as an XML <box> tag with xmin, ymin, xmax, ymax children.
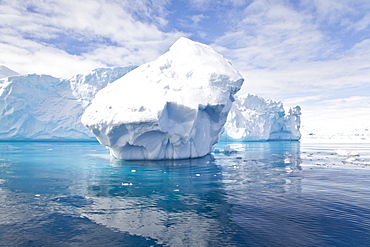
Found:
<box><xmin>0</xmin><ymin>66</ymin><xmax>136</xmax><ymax>140</ymax></box>
<box><xmin>82</xmin><ymin>37</ymin><xmax>244</xmax><ymax>160</ymax></box>
<box><xmin>222</xmin><ymin>94</ymin><xmax>301</xmax><ymax>141</ymax></box>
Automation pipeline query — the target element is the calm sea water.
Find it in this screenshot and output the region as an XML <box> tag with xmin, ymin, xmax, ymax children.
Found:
<box><xmin>1</xmin><ymin>141</ymin><xmax>370</xmax><ymax>246</ymax></box>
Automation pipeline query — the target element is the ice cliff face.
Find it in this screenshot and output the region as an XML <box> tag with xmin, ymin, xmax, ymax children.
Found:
<box><xmin>68</xmin><ymin>66</ymin><xmax>137</xmax><ymax>107</ymax></box>
<box><xmin>0</xmin><ymin>66</ymin><xmax>136</xmax><ymax>140</ymax></box>
<box><xmin>82</xmin><ymin>37</ymin><xmax>244</xmax><ymax>160</ymax></box>
<box><xmin>222</xmin><ymin>94</ymin><xmax>301</xmax><ymax>141</ymax></box>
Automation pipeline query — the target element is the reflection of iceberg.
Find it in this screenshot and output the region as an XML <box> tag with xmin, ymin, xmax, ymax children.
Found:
<box><xmin>212</xmin><ymin>141</ymin><xmax>305</xmax><ymax>246</ymax></box>
<box><xmin>79</xmin><ymin>155</ymin><xmax>231</xmax><ymax>246</ymax></box>
<box><xmin>77</xmin><ymin>143</ymin><xmax>303</xmax><ymax>246</ymax></box>
<box><xmin>214</xmin><ymin>141</ymin><xmax>302</xmax><ymax>196</ymax></box>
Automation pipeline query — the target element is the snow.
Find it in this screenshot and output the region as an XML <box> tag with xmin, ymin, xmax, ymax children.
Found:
<box><xmin>82</xmin><ymin>37</ymin><xmax>244</xmax><ymax>160</ymax></box>
<box><xmin>222</xmin><ymin>94</ymin><xmax>301</xmax><ymax>141</ymax></box>
<box><xmin>0</xmin><ymin>65</ymin><xmax>19</xmax><ymax>79</ymax></box>
<box><xmin>0</xmin><ymin>66</ymin><xmax>136</xmax><ymax>140</ymax></box>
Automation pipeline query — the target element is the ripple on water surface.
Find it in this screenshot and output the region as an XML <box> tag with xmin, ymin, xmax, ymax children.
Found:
<box><xmin>0</xmin><ymin>141</ymin><xmax>370</xmax><ymax>246</ymax></box>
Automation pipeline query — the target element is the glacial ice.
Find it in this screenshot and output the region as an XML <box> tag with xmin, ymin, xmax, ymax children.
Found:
<box><xmin>222</xmin><ymin>94</ymin><xmax>301</xmax><ymax>141</ymax></box>
<box><xmin>0</xmin><ymin>47</ymin><xmax>301</xmax><ymax>147</ymax></box>
<box><xmin>0</xmin><ymin>66</ymin><xmax>136</xmax><ymax>140</ymax></box>
<box><xmin>81</xmin><ymin>37</ymin><xmax>244</xmax><ymax>160</ymax></box>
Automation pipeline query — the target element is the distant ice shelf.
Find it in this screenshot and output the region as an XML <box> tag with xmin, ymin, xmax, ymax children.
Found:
<box><xmin>0</xmin><ymin>66</ymin><xmax>136</xmax><ymax>141</ymax></box>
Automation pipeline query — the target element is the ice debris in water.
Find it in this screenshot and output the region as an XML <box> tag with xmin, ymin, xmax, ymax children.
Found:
<box><xmin>223</xmin><ymin>145</ymin><xmax>237</xmax><ymax>154</ymax></box>
<box><xmin>336</xmin><ymin>149</ymin><xmax>349</xmax><ymax>156</ymax></box>
<box><xmin>336</xmin><ymin>149</ymin><xmax>360</xmax><ymax>157</ymax></box>
<box><xmin>349</xmin><ymin>151</ymin><xmax>360</xmax><ymax>156</ymax></box>
<box><xmin>82</xmin><ymin>37</ymin><xmax>243</xmax><ymax>160</ymax></box>
<box><xmin>122</xmin><ymin>182</ymin><xmax>133</xmax><ymax>186</ymax></box>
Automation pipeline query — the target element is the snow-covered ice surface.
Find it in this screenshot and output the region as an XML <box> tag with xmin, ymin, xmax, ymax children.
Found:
<box><xmin>68</xmin><ymin>66</ymin><xmax>137</xmax><ymax>107</ymax></box>
<box><xmin>222</xmin><ymin>94</ymin><xmax>301</xmax><ymax>141</ymax></box>
<box><xmin>0</xmin><ymin>66</ymin><xmax>136</xmax><ymax>140</ymax></box>
<box><xmin>82</xmin><ymin>37</ymin><xmax>244</xmax><ymax>160</ymax></box>
<box><xmin>0</xmin><ymin>65</ymin><xmax>19</xmax><ymax>79</ymax></box>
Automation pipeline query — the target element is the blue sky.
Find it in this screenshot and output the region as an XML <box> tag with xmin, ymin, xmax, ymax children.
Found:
<box><xmin>1</xmin><ymin>0</ymin><xmax>370</xmax><ymax>134</ymax></box>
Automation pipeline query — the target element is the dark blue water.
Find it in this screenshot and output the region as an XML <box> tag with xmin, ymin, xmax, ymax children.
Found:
<box><xmin>1</xmin><ymin>141</ymin><xmax>370</xmax><ymax>246</ymax></box>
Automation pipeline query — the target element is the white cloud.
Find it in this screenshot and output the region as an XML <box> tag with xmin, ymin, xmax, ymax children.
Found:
<box><xmin>0</xmin><ymin>0</ymin><xmax>185</xmax><ymax>77</ymax></box>
<box><xmin>211</xmin><ymin>0</ymin><xmax>370</xmax><ymax>97</ymax></box>
<box><xmin>186</xmin><ymin>0</ymin><xmax>249</xmax><ymax>10</ymax></box>
<box><xmin>204</xmin><ymin>0</ymin><xmax>370</xmax><ymax>134</ymax></box>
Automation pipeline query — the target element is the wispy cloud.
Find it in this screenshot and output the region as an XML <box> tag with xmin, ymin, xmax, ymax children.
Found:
<box><xmin>0</xmin><ymin>0</ymin><xmax>184</xmax><ymax>77</ymax></box>
<box><xmin>1</xmin><ymin>0</ymin><xmax>369</xmax><ymax>97</ymax></box>
<box><xmin>0</xmin><ymin>0</ymin><xmax>369</xmax><ymax>134</ymax></box>
<box><xmin>211</xmin><ymin>0</ymin><xmax>370</xmax><ymax>96</ymax></box>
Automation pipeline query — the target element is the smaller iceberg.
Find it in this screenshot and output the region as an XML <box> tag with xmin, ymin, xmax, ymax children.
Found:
<box><xmin>82</xmin><ymin>37</ymin><xmax>244</xmax><ymax>160</ymax></box>
<box><xmin>222</xmin><ymin>94</ymin><xmax>301</xmax><ymax>141</ymax></box>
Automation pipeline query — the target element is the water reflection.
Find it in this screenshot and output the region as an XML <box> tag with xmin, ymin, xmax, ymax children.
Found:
<box><xmin>3</xmin><ymin>141</ymin><xmax>370</xmax><ymax>246</ymax></box>
<box><xmin>214</xmin><ymin>141</ymin><xmax>303</xmax><ymax>197</ymax></box>
<box><xmin>212</xmin><ymin>142</ymin><xmax>309</xmax><ymax>246</ymax></box>
<box><xmin>77</xmin><ymin>142</ymin><xmax>304</xmax><ymax>246</ymax></box>
<box><xmin>81</xmin><ymin>155</ymin><xmax>231</xmax><ymax>246</ymax></box>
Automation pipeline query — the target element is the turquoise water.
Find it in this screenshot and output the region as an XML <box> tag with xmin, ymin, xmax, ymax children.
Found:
<box><xmin>1</xmin><ymin>141</ymin><xmax>370</xmax><ymax>246</ymax></box>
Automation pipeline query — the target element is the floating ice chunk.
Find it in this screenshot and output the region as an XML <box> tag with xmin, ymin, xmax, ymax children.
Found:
<box><xmin>82</xmin><ymin>37</ymin><xmax>243</xmax><ymax>160</ymax></box>
<box><xmin>121</xmin><ymin>182</ymin><xmax>133</xmax><ymax>186</ymax></box>
<box><xmin>349</xmin><ymin>151</ymin><xmax>360</xmax><ymax>156</ymax></box>
<box><xmin>223</xmin><ymin>145</ymin><xmax>237</xmax><ymax>154</ymax></box>
<box><xmin>336</xmin><ymin>149</ymin><xmax>349</xmax><ymax>156</ymax></box>
<box><xmin>337</xmin><ymin>149</ymin><xmax>361</xmax><ymax>157</ymax></box>
<box><xmin>345</xmin><ymin>157</ymin><xmax>357</xmax><ymax>163</ymax></box>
